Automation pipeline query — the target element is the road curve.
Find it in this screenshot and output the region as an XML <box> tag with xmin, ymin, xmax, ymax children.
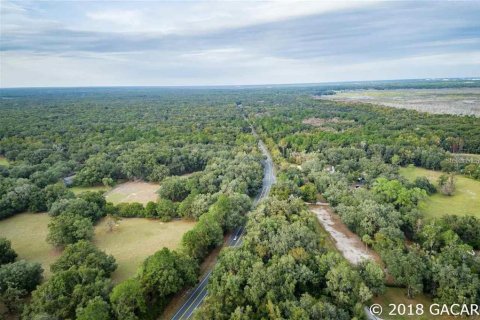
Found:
<box><xmin>170</xmin><ymin>121</ymin><xmax>275</xmax><ymax>320</ymax></box>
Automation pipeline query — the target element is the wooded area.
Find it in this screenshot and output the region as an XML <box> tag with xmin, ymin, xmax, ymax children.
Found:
<box><xmin>0</xmin><ymin>81</ymin><xmax>479</xmax><ymax>319</ymax></box>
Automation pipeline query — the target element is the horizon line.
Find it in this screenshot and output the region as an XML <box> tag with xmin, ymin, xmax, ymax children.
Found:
<box><xmin>1</xmin><ymin>77</ymin><xmax>479</xmax><ymax>90</ymax></box>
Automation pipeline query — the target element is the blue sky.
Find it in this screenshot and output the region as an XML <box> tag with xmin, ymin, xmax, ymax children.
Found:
<box><xmin>1</xmin><ymin>0</ymin><xmax>479</xmax><ymax>87</ymax></box>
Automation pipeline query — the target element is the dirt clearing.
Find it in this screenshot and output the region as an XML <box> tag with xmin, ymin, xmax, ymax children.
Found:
<box><xmin>105</xmin><ymin>181</ymin><xmax>160</xmax><ymax>205</ymax></box>
<box><xmin>320</xmin><ymin>88</ymin><xmax>480</xmax><ymax>116</ymax></box>
<box><xmin>310</xmin><ymin>204</ymin><xmax>379</xmax><ymax>264</ymax></box>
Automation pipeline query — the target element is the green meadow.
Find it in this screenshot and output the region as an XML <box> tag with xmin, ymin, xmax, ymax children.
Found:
<box><xmin>400</xmin><ymin>166</ymin><xmax>480</xmax><ymax>218</ymax></box>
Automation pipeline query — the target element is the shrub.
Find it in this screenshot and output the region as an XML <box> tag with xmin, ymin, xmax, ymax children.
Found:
<box><xmin>116</xmin><ymin>202</ymin><xmax>145</xmax><ymax>218</ymax></box>
<box><xmin>51</xmin><ymin>240</ymin><xmax>116</xmax><ymax>276</ymax></box>
<box><xmin>47</xmin><ymin>213</ymin><xmax>93</xmax><ymax>247</ymax></box>
<box><xmin>0</xmin><ymin>237</ymin><xmax>17</xmax><ymax>265</ymax></box>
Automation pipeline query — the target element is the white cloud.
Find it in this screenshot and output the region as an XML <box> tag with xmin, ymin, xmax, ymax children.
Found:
<box><xmin>1</xmin><ymin>0</ymin><xmax>479</xmax><ymax>87</ymax></box>
<box><xmin>86</xmin><ymin>9</ymin><xmax>144</xmax><ymax>27</ymax></box>
<box><xmin>81</xmin><ymin>1</ymin><xmax>376</xmax><ymax>34</ymax></box>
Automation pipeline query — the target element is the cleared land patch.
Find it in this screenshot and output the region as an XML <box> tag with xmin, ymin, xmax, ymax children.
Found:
<box><xmin>302</xmin><ymin>117</ymin><xmax>356</xmax><ymax>132</ymax></box>
<box><xmin>399</xmin><ymin>166</ymin><xmax>480</xmax><ymax>218</ymax></box>
<box><xmin>320</xmin><ymin>88</ymin><xmax>480</xmax><ymax>116</ymax></box>
<box><xmin>0</xmin><ymin>156</ymin><xmax>9</xmax><ymax>166</ymax></box>
<box><xmin>0</xmin><ymin>212</ymin><xmax>59</xmax><ymax>278</ymax></box>
<box><xmin>105</xmin><ymin>181</ymin><xmax>160</xmax><ymax>204</ymax></box>
<box><xmin>0</xmin><ymin>213</ymin><xmax>195</xmax><ymax>282</ymax></box>
<box><xmin>94</xmin><ymin>218</ymin><xmax>196</xmax><ymax>282</ymax></box>
<box><xmin>310</xmin><ymin>204</ymin><xmax>379</xmax><ymax>264</ymax></box>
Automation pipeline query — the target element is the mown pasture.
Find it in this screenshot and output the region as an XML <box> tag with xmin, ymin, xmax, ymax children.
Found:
<box><xmin>0</xmin><ymin>213</ymin><xmax>195</xmax><ymax>282</ymax></box>
<box><xmin>399</xmin><ymin>166</ymin><xmax>480</xmax><ymax>218</ymax></box>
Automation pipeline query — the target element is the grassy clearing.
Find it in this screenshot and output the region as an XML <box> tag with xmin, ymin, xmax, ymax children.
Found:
<box><xmin>399</xmin><ymin>166</ymin><xmax>480</xmax><ymax>218</ymax></box>
<box><xmin>94</xmin><ymin>218</ymin><xmax>196</xmax><ymax>282</ymax></box>
<box><xmin>70</xmin><ymin>185</ymin><xmax>111</xmax><ymax>195</ymax></box>
<box><xmin>0</xmin><ymin>156</ymin><xmax>10</xmax><ymax>167</ymax></box>
<box><xmin>0</xmin><ymin>213</ymin><xmax>195</xmax><ymax>282</ymax></box>
<box><xmin>373</xmin><ymin>287</ymin><xmax>458</xmax><ymax>320</ymax></box>
<box><xmin>0</xmin><ymin>213</ymin><xmax>59</xmax><ymax>279</ymax></box>
<box><xmin>105</xmin><ymin>181</ymin><xmax>160</xmax><ymax>205</ymax></box>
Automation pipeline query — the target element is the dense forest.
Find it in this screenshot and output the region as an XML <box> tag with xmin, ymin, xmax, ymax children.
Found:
<box><xmin>0</xmin><ymin>88</ymin><xmax>263</xmax><ymax>319</ymax></box>
<box><xmin>194</xmin><ymin>83</ymin><xmax>480</xmax><ymax>318</ymax></box>
<box><xmin>0</xmin><ymin>80</ymin><xmax>479</xmax><ymax>319</ymax></box>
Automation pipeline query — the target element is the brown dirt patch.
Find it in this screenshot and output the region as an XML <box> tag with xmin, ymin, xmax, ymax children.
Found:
<box><xmin>105</xmin><ymin>181</ymin><xmax>160</xmax><ymax>205</ymax></box>
<box><xmin>310</xmin><ymin>204</ymin><xmax>381</xmax><ymax>265</ymax></box>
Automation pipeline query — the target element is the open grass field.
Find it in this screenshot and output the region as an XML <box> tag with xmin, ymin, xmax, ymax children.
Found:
<box><xmin>321</xmin><ymin>88</ymin><xmax>480</xmax><ymax>116</ymax></box>
<box><xmin>0</xmin><ymin>213</ymin><xmax>195</xmax><ymax>282</ymax></box>
<box><xmin>399</xmin><ymin>166</ymin><xmax>480</xmax><ymax>218</ymax></box>
<box><xmin>373</xmin><ymin>287</ymin><xmax>464</xmax><ymax>320</ymax></box>
<box><xmin>105</xmin><ymin>181</ymin><xmax>160</xmax><ymax>205</ymax></box>
<box><xmin>0</xmin><ymin>156</ymin><xmax>10</xmax><ymax>166</ymax></box>
<box><xmin>70</xmin><ymin>185</ymin><xmax>111</xmax><ymax>195</ymax></box>
<box><xmin>94</xmin><ymin>218</ymin><xmax>196</xmax><ymax>282</ymax></box>
<box><xmin>0</xmin><ymin>213</ymin><xmax>59</xmax><ymax>278</ymax></box>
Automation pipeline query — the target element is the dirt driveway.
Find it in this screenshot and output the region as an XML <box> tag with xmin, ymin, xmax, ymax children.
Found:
<box><xmin>310</xmin><ymin>204</ymin><xmax>380</xmax><ymax>264</ymax></box>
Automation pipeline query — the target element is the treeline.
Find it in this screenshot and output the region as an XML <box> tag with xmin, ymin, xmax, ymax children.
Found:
<box><xmin>195</xmin><ymin>197</ymin><xmax>385</xmax><ymax>319</ymax></box>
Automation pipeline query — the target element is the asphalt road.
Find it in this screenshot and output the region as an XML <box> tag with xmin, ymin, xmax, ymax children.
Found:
<box><xmin>170</xmin><ymin>126</ymin><xmax>275</xmax><ymax>320</ymax></box>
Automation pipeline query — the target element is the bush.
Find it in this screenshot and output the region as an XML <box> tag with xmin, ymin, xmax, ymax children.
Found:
<box><xmin>0</xmin><ymin>260</ymin><xmax>43</xmax><ymax>294</ymax></box>
<box><xmin>47</xmin><ymin>213</ymin><xmax>94</xmax><ymax>247</ymax></box>
<box><xmin>157</xmin><ymin>176</ymin><xmax>189</xmax><ymax>202</ymax></box>
<box><xmin>24</xmin><ymin>268</ymin><xmax>112</xmax><ymax>319</ymax></box>
<box><xmin>156</xmin><ymin>198</ymin><xmax>178</xmax><ymax>221</ymax></box>
<box><xmin>49</xmin><ymin>196</ymin><xmax>105</xmax><ymax>222</ymax></box>
<box><xmin>51</xmin><ymin>240</ymin><xmax>117</xmax><ymax>276</ymax></box>
<box><xmin>438</xmin><ymin>174</ymin><xmax>455</xmax><ymax>196</ymax></box>
<box><xmin>0</xmin><ymin>237</ymin><xmax>17</xmax><ymax>265</ymax></box>
<box><xmin>110</xmin><ymin>278</ymin><xmax>147</xmax><ymax>320</ymax></box>
<box><xmin>138</xmin><ymin>248</ymin><xmax>198</xmax><ymax>299</ymax></box>
<box><xmin>144</xmin><ymin>201</ymin><xmax>157</xmax><ymax>218</ymax></box>
<box><xmin>116</xmin><ymin>202</ymin><xmax>145</xmax><ymax>218</ymax></box>
<box><xmin>76</xmin><ymin>296</ymin><xmax>111</xmax><ymax>320</ymax></box>
<box><xmin>413</xmin><ymin>176</ymin><xmax>436</xmax><ymax>195</ymax></box>
<box><xmin>300</xmin><ymin>182</ymin><xmax>317</xmax><ymax>202</ymax></box>
<box><xmin>357</xmin><ymin>260</ymin><xmax>385</xmax><ymax>296</ymax></box>
<box><xmin>181</xmin><ymin>213</ymin><xmax>223</xmax><ymax>260</ymax></box>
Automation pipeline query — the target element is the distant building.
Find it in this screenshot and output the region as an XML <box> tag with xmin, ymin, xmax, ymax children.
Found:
<box><xmin>63</xmin><ymin>175</ymin><xmax>75</xmax><ymax>186</ymax></box>
<box><xmin>324</xmin><ymin>165</ymin><xmax>335</xmax><ymax>174</ymax></box>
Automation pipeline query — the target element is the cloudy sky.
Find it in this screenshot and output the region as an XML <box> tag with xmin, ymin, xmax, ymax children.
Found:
<box><xmin>1</xmin><ymin>0</ymin><xmax>479</xmax><ymax>87</ymax></box>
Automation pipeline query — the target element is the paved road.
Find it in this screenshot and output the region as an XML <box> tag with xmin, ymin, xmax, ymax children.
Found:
<box><xmin>170</xmin><ymin>123</ymin><xmax>275</xmax><ymax>320</ymax></box>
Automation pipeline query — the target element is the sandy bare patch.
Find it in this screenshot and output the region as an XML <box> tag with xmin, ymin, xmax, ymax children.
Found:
<box><xmin>302</xmin><ymin>117</ymin><xmax>354</xmax><ymax>127</ymax></box>
<box><xmin>105</xmin><ymin>181</ymin><xmax>160</xmax><ymax>205</ymax></box>
<box><xmin>310</xmin><ymin>204</ymin><xmax>378</xmax><ymax>264</ymax></box>
<box><xmin>302</xmin><ymin>117</ymin><xmax>355</xmax><ymax>132</ymax></box>
<box><xmin>320</xmin><ymin>88</ymin><xmax>480</xmax><ymax>116</ymax></box>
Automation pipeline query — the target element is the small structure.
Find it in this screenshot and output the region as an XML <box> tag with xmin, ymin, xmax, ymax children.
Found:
<box><xmin>324</xmin><ymin>165</ymin><xmax>335</xmax><ymax>174</ymax></box>
<box><xmin>63</xmin><ymin>175</ymin><xmax>75</xmax><ymax>186</ymax></box>
<box><xmin>353</xmin><ymin>177</ymin><xmax>366</xmax><ymax>189</ymax></box>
